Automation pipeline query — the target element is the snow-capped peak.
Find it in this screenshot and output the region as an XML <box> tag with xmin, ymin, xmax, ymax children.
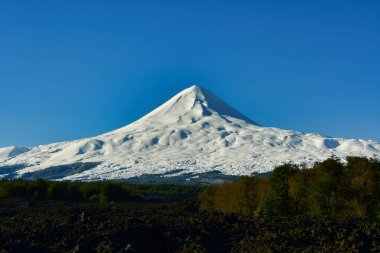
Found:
<box><xmin>1</xmin><ymin>85</ymin><xmax>379</xmax><ymax>182</ymax></box>
<box><xmin>113</xmin><ymin>85</ymin><xmax>257</xmax><ymax>134</ymax></box>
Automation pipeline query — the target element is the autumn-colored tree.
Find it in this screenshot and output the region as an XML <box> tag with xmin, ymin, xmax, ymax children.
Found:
<box><xmin>199</xmin><ymin>176</ymin><xmax>266</xmax><ymax>217</ymax></box>
<box><xmin>289</xmin><ymin>168</ymin><xmax>313</xmax><ymax>214</ymax></box>
<box><xmin>199</xmin><ymin>157</ymin><xmax>380</xmax><ymax>219</ymax></box>
<box><xmin>202</xmin><ymin>180</ymin><xmax>246</xmax><ymax>214</ymax></box>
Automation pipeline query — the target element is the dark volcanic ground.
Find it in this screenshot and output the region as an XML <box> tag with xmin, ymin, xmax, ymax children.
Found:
<box><xmin>0</xmin><ymin>199</ymin><xmax>379</xmax><ymax>253</ymax></box>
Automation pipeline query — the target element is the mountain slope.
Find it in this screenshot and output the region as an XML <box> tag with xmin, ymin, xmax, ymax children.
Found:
<box><xmin>0</xmin><ymin>146</ymin><xmax>30</xmax><ymax>160</ymax></box>
<box><xmin>1</xmin><ymin>85</ymin><xmax>379</xmax><ymax>181</ymax></box>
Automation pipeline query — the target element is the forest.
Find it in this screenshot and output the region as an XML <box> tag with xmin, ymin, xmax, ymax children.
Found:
<box><xmin>1</xmin><ymin>156</ymin><xmax>379</xmax><ymax>219</ymax></box>
<box><xmin>0</xmin><ymin>156</ymin><xmax>379</xmax><ymax>252</ymax></box>
<box><xmin>200</xmin><ymin>156</ymin><xmax>380</xmax><ymax>218</ymax></box>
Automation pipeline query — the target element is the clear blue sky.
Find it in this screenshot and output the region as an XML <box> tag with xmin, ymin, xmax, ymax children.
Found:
<box><xmin>0</xmin><ymin>0</ymin><xmax>379</xmax><ymax>147</ymax></box>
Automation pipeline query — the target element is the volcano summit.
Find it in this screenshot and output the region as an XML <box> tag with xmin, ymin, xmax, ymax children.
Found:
<box><xmin>1</xmin><ymin>85</ymin><xmax>379</xmax><ymax>182</ymax></box>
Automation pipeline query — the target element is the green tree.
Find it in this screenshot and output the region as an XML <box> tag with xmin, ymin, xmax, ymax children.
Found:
<box><xmin>47</xmin><ymin>182</ymin><xmax>69</xmax><ymax>201</ymax></box>
<box><xmin>308</xmin><ymin>157</ymin><xmax>345</xmax><ymax>216</ymax></box>
<box><xmin>343</xmin><ymin>157</ymin><xmax>380</xmax><ymax>218</ymax></box>
<box><xmin>29</xmin><ymin>178</ymin><xmax>48</xmax><ymax>199</ymax></box>
<box><xmin>264</xmin><ymin>163</ymin><xmax>299</xmax><ymax>215</ymax></box>
<box><xmin>100</xmin><ymin>183</ymin><xmax>131</xmax><ymax>203</ymax></box>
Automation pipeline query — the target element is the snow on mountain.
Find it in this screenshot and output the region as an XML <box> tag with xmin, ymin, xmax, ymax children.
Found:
<box><xmin>1</xmin><ymin>85</ymin><xmax>379</xmax><ymax>181</ymax></box>
<box><xmin>0</xmin><ymin>146</ymin><xmax>30</xmax><ymax>160</ymax></box>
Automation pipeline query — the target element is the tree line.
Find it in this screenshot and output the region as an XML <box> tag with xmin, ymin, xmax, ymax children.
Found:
<box><xmin>0</xmin><ymin>180</ymin><xmax>201</xmax><ymax>203</ymax></box>
<box><xmin>1</xmin><ymin>156</ymin><xmax>379</xmax><ymax>219</ymax></box>
<box><xmin>200</xmin><ymin>156</ymin><xmax>380</xmax><ymax>218</ymax></box>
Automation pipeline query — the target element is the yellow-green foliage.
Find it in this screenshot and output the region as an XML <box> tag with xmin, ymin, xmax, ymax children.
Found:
<box><xmin>200</xmin><ymin>176</ymin><xmax>266</xmax><ymax>216</ymax></box>
<box><xmin>200</xmin><ymin>157</ymin><xmax>380</xmax><ymax>219</ymax></box>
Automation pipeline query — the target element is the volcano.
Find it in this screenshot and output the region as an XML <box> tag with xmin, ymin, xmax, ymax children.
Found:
<box><xmin>1</xmin><ymin>85</ymin><xmax>379</xmax><ymax>182</ymax></box>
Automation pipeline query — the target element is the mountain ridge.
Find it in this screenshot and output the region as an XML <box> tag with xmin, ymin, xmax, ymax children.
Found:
<box><xmin>1</xmin><ymin>85</ymin><xmax>379</xmax><ymax>182</ymax></box>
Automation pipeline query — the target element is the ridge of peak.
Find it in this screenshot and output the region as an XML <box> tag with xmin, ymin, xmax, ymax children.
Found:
<box><xmin>161</xmin><ymin>85</ymin><xmax>258</xmax><ymax>123</ymax></box>
<box><xmin>113</xmin><ymin>85</ymin><xmax>259</xmax><ymax>134</ymax></box>
<box><xmin>181</xmin><ymin>85</ymin><xmax>205</xmax><ymax>96</ymax></box>
<box><xmin>188</xmin><ymin>84</ymin><xmax>201</xmax><ymax>90</ymax></box>
<box><xmin>188</xmin><ymin>84</ymin><xmax>202</xmax><ymax>89</ymax></box>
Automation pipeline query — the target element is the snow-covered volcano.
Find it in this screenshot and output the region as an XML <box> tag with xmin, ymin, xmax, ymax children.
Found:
<box><xmin>1</xmin><ymin>85</ymin><xmax>379</xmax><ymax>181</ymax></box>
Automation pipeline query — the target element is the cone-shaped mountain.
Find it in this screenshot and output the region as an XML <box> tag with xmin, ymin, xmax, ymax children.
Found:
<box><xmin>0</xmin><ymin>85</ymin><xmax>379</xmax><ymax>181</ymax></box>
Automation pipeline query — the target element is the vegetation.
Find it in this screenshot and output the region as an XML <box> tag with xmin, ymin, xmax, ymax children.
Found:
<box><xmin>1</xmin><ymin>156</ymin><xmax>379</xmax><ymax>217</ymax></box>
<box><xmin>0</xmin><ymin>199</ymin><xmax>379</xmax><ymax>252</ymax></box>
<box><xmin>200</xmin><ymin>156</ymin><xmax>380</xmax><ymax>219</ymax></box>
<box><xmin>0</xmin><ymin>180</ymin><xmax>202</xmax><ymax>203</ymax></box>
<box><xmin>0</xmin><ymin>156</ymin><xmax>379</xmax><ymax>252</ymax></box>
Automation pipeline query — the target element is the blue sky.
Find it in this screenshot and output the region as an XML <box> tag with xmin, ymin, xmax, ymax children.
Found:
<box><xmin>0</xmin><ymin>0</ymin><xmax>379</xmax><ymax>147</ymax></box>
